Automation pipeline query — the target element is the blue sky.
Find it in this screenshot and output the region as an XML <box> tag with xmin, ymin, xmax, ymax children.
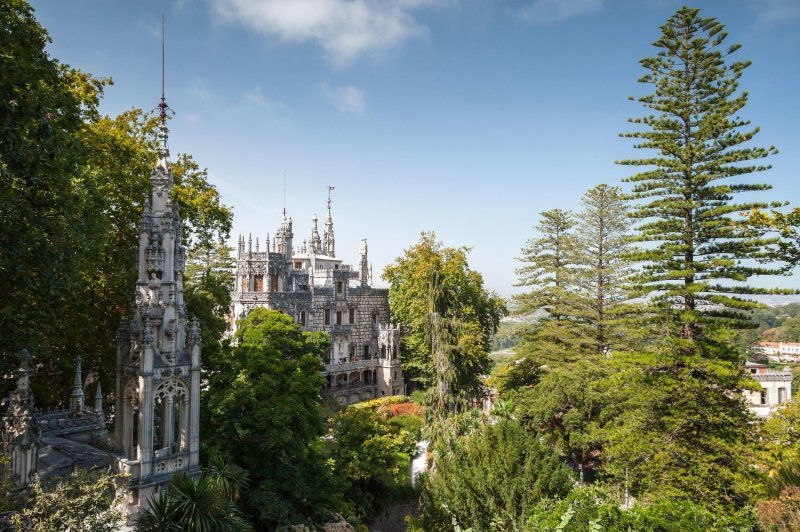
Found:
<box><xmin>30</xmin><ymin>0</ymin><xmax>800</xmax><ymax>296</ymax></box>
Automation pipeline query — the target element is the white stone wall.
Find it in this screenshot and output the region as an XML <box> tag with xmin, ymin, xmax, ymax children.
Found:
<box><xmin>745</xmin><ymin>370</ymin><xmax>793</xmax><ymax>418</ymax></box>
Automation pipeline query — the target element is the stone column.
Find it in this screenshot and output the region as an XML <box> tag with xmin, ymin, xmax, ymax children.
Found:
<box><xmin>138</xmin><ymin>376</ymin><xmax>154</xmax><ymax>478</ymax></box>
<box><xmin>162</xmin><ymin>396</ymin><xmax>174</xmax><ymax>451</ymax></box>
<box><xmin>189</xmin><ymin>346</ymin><xmax>201</xmax><ymax>468</ymax></box>
<box><xmin>121</xmin><ymin>401</ymin><xmax>132</xmax><ymax>459</ymax></box>
<box><xmin>180</xmin><ymin>396</ymin><xmax>189</xmax><ymax>451</ymax></box>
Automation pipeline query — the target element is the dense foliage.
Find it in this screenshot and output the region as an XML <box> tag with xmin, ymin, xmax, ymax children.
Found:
<box><xmin>383</xmin><ymin>232</ymin><xmax>506</xmax><ymax>401</ymax></box>
<box><xmin>10</xmin><ymin>468</ymin><xmax>125</xmax><ymax>531</ymax></box>
<box><xmin>412</xmin><ymin>419</ymin><xmax>573</xmax><ymax>531</ymax></box>
<box><xmin>329</xmin><ymin>403</ymin><xmax>420</xmax><ymax>519</ymax></box>
<box><xmin>204</xmin><ymin>308</ymin><xmax>334</xmax><ymax>528</ymax></box>
<box><xmin>417</xmin><ymin>6</ymin><xmax>800</xmax><ymax>531</ymax></box>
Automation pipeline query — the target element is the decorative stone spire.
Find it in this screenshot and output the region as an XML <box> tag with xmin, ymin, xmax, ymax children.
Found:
<box><xmin>309</xmin><ymin>214</ymin><xmax>322</xmax><ymax>253</ymax></box>
<box><xmin>70</xmin><ymin>356</ymin><xmax>85</xmax><ymax>412</ymax></box>
<box><xmin>94</xmin><ymin>382</ymin><xmax>106</xmax><ymax>431</ymax></box>
<box><xmin>323</xmin><ymin>186</ymin><xmax>335</xmax><ymax>257</ymax></box>
<box><xmin>94</xmin><ymin>382</ymin><xmax>103</xmax><ymax>413</ymax></box>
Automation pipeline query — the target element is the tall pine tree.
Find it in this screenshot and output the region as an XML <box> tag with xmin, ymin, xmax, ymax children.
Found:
<box><xmin>514</xmin><ymin>209</ymin><xmax>587</xmax><ymax>366</ymax></box>
<box><xmin>619</xmin><ymin>6</ymin><xmax>780</xmax><ymax>357</ymax></box>
<box><xmin>573</xmin><ymin>184</ymin><xmax>635</xmax><ymax>355</ymax></box>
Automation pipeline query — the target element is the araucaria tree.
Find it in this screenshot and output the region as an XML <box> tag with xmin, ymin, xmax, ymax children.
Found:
<box><xmin>573</xmin><ymin>184</ymin><xmax>634</xmax><ymax>355</ymax></box>
<box><xmin>620</xmin><ymin>6</ymin><xmax>779</xmax><ymax>356</ymax></box>
<box><xmin>514</xmin><ymin>209</ymin><xmax>586</xmax><ymax>365</ymax></box>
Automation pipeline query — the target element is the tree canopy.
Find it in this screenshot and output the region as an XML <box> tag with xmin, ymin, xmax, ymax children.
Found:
<box><xmin>383</xmin><ymin>232</ymin><xmax>506</xmax><ymax>400</ymax></box>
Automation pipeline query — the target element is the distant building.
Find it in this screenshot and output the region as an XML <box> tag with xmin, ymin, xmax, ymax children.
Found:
<box><xmin>231</xmin><ymin>194</ymin><xmax>404</xmax><ymax>405</ymax></box>
<box><xmin>757</xmin><ymin>341</ymin><xmax>800</xmax><ymax>363</ymax></box>
<box><xmin>744</xmin><ymin>361</ymin><xmax>793</xmax><ymax>419</ymax></box>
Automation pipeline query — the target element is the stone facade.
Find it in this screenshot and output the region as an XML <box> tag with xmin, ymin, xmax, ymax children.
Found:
<box><xmin>231</xmin><ymin>198</ymin><xmax>404</xmax><ymax>405</ymax></box>
<box><xmin>744</xmin><ymin>360</ymin><xmax>793</xmax><ymax>419</ymax></box>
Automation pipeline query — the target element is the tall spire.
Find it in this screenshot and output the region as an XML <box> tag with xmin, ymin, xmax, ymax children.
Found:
<box><xmin>323</xmin><ymin>186</ymin><xmax>335</xmax><ymax>257</ymax></box>
<box><xmin>155</xmin><ymin>15</ymin><xmax>173</xmax><ymax>169</ymax></box>
<box><xmin>309</xmin><ymin>214</ymin><xmax>322</xmax><ymax>253</ymax></box>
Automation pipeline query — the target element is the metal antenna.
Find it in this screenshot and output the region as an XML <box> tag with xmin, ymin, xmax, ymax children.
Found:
<box><xmin>161</xmin><ymin>15</ymin><xmax>165</xmax><ymax>102</ymax></box>
<box><xmin>155</xmin><ymin>14</ymin><xmax>173</xmax><ymax>125</ymax></box>
<box><xmin>327</xmin><ymin>185</ymin><xmax>335</xmax><ymax>210</ymax></box>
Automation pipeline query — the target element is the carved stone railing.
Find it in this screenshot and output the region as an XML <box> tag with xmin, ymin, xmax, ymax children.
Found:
<box><xmin>36</xmin><ymin>409</ymin><xmax>101</xmax><ymax>437</ymax></box>
<box><xmin>753</xmin><ymin>372</ymin><xmax>793</xmax><ymax>382</ymax></box>
<box><xmin>331</xmin><ymin>324</ymin><xmax>352</xmax><ymax>335</ymax></box>
<box><xmin>324</xmin><ymin>359</ymin><xmax>379</xmax><ymax>373</ymax></box>
<box><xmin>153</xmin><ymin>450</ymin><xmax>190</xmax><ymax>476</ymax></box>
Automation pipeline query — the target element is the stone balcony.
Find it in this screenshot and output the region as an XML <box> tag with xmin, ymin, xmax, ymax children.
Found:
<box><xmin>330</xmin><ymin>324</ymin><xmax>352</xmax><ymax>335</ymax></box>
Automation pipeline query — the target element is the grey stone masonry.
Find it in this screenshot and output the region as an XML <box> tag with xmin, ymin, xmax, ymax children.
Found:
<box><xmin>232</xmin><ymin>200</ymin><xmax>404</xmax><ymax>405</ymax></box>
<box><xmin>113</xmin><ymin>116</ymin><xmax>201</xmax><ymax>516</ymax></box>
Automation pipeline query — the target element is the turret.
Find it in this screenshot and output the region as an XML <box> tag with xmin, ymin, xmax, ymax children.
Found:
<box><xmin>275</xmin><ymin>211</ymin><xmax>294</xmax><ymax>260</ymax></box>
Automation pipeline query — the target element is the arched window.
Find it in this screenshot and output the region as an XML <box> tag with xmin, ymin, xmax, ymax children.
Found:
<box><xmin>153</xmin><ymin>379</ymin><xmax>190</xmax><ymax>454</ymax></box>
<box><xmin>300</xmin><ymin>311</ymin><xmax>306</xmax><ymax>326</ymax></box>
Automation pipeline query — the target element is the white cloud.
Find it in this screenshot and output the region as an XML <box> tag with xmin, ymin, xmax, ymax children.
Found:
<box><xmin>212</xmin><ymin>0</ymin><xmax>443</xmax><ymax>65</ymax></box>
<box><xmin>320</xmin><ymin>83</ymin><xmax>365</xmax><ymax>114</ymax></box>
<box><xmin>243</xmin><ymin>87</ymin><xmax>289</xmax><ymax>113</ymax></box>
<box><xmin>749</xmin><ymin>0</ymin><xmax>800</xmax><ymax>25</ymax></box>
<box><xmin>520</xmin><ymin>0</ymin><xmax>604</xmax><ymax>23</ymax></box>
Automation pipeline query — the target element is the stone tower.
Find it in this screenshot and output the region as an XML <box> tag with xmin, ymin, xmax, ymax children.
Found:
<box><xmin>114</xmin><ymin>100</ymin><xmax>201</xmax><ymax>510</ymax></box>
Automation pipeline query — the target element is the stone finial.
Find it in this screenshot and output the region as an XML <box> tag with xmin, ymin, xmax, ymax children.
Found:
<box><xmin>70</xmin><ymin>357</ymin><xmax>85</xmax><ymax>412</ymax></box>
<box><xmin>188</xmin><ymin>316</ymin><xmax>202</xmax><ymax>347</ymax></box>
<box><xmin>93</xmin><ymin>382</ymin><xmax>107</xmax><ymax>432</ymax></box>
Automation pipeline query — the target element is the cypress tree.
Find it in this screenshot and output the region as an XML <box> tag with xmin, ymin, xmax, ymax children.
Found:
<box><xmin>619</xmin><ymin>6</ymin><xmax>780</xmax><ymax>356</ymax></box>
